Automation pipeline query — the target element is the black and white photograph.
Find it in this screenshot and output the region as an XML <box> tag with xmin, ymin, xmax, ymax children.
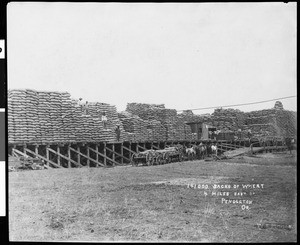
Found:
<box><xmin>7</xmin><ymin>2</ymin><xmax>297</xmax><ymax>242</ymax></box>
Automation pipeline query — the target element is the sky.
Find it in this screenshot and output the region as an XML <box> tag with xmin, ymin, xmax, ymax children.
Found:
<box><xmin>7</xmin><ymin>2</ymin><xmax>297</xmax><ymax>114</ymax></box>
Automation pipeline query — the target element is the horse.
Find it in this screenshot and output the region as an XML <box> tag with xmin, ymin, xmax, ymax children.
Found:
<box><xmin>206</xmin><ymin>143</ymin><xmax>213</xmax><ymax>156</ymax></box>
<box><xmin>185</xmin><ymin>145</ymin><xmax>197</xmax><ymax>160</ymax></box>
<box><xmin>211</xmin><ymin>144</ymin><xmax>218</xmax><ymax>156</ymax></box>
<box><xmin>198</xmin><ymin>143</ymin><xmax>207</xmax><ymax>159</ymax></box>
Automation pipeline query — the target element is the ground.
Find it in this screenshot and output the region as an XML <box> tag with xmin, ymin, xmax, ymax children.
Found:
<box><xmin>9</xmin><ymin>151</ymin><xmax>297</xmax><ymax>242</ymax></box>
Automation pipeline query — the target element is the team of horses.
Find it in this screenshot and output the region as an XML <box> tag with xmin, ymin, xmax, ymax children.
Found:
<box><xmin>168</xmin><ymin>142</ymin><xmax>218</xmax><ymax>161</ymax></box>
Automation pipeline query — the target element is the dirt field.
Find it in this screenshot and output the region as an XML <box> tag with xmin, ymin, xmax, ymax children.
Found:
<box><xmin>9</xmin><ymin>151</ymin><xmax>297</xmax><ymax>242</ymax></box>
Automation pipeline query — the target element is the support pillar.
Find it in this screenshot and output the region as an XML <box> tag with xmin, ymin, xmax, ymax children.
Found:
<box><xmin>103</xmin><ymin>143</ymin><xmax>107</xmax><ymax>166</ymax></box>
<box><xmin>121</xmin><ymin>143</ymin><xmax>124</xmax><ymax>164</ymax></box>
<box><xmin>46</xmin><ymin>145</ymin><xmax>49</xmax><ymax>167</ymax></box>
<box><xmin>112</xmin><ymin>144</ymin><xmax>115</xmax><ymax>166</ymax></box>
<box><xmin>87</xmin><ymin>146</ymin><xmax>90</xmax><ymax>167</ymax></box>
<box><xmin>96</xmin><ymin>145</ymin><xmax>99</xmax><ymax>167</ymax></box>
<box><xmin>68</xmin><ymin>145</ymin><xmax>71</xmax><ymax>168</ymax></box>
<box><xmin>57</xmin><ymin>146</ymin><xmax>61</xmax><ymax>166</ymax></box>
<box><xmin>77</xmin><ymin>145</ymin><xmax>81</xmax><ymax>166</ymax></box>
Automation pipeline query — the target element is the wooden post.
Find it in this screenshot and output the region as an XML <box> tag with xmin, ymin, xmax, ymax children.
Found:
<box><xmin>77</xmin><ymin>145</ymin><xmax>81</xmax><ymax>166</ymax></box>
<box><xmin>57</xmin><ymin>146</ymin><xmax>61</xmax><ymax>166</ymax></box>
<box><xmin>112</xmin><ymin>144</ymin><xmax>115</xmax><ymax>166</ymax></box>
<box><xmin>129</xmin><ymin>143</ymin><xmax>132</xmax><ymax>161</ymax></box>
<box><xmin>121</xmin><ymin>143</ymin><xmax>124</xmax><ymax>164</ymax></box>
<box><xmin>96</xmin><ymin>145</ymin><xmax>99</xmax><ymax>167</ymax></box>
<box><xmin>136</xmin><ymin>143</ymin><xmax>138</xmax><ymax>153</ymax></box>
<box><xmin>68</xmin><ymin>145</ymin><xmax>71</xmax><ymax>168</ymax></box>
<box><xmin>103</xmin><ymin>143</ymin><xmax>107</xmax><ymax>166</ymax></box>
<box><xmin>46</xmin><ymin>145</ymin><xmax>49</xmax><ymax>167</ymax></box>
<box><xmin>87</xmin><ymin>146</ymin><xmax>90</xmax><ymax>167</ymax></box>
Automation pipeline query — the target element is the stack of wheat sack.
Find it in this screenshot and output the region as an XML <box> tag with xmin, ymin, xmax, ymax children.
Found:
<box><xmin>8</xmin><ymin>89</ymin><xmax>129</xmax><ymax>144</ymax></box>
<box><xmin>245</xmin><ymin>109</ymin><xmax>276</xmax><ymax>125</ymax></box>
<box><xmin>60</xmin><ymin>92</ymin><xmax>75</xmax><ymax>143</ymax></box>
<box><xmin>24</xmin><ymin>89</ymin><xmax>40</xmax><ymax>143</ymax></box>
<box><xmin>118</xmin><ymin>111</ymin><xmax>149</xmax><ymax>141</ymax></box>
<box><xmin>7</xmin><ymin>90</ymin><xmax>17</xmax><ymax>143</ymax></box>
<box><xmin>8</xmin><ymin>90</ymin><xmax>30</xmax><ymax>144</ymax></box>
<box><xmin>47</xmin><ymin>91</ymin><xmax>63</xmax><ymax>142</ymax></box>
<box><xmin>135</xmin><ymin>117</ymin><xmax>148</xmax><ymax>141</ymax></box>
<box><xmin>244</xmin><ymin>109</ymin><xmax>278</xmax><ymax>138</ymax></box>
<box><xmin>161</xmin><ymin>108</ymin><xmax>179</xmax><ymax>141</ymax></box>
<box><xmin>126</xmin><ymin>102</ymin><xmax>195</xmax><ymax>141</ymax></box>
<box><xmin>36</xmin><ymin>91</ymin><xmax>51</xmax><ymax>143</ymax></box>
<box><xmin>176</xmin><ymin>115</ymin><xmax>192</xmax><ymax>140</ymax></box>
<box><xmin>117</xmin><ymin>112</ymin><xmax>139</xmax><ymax>141</ymax></box>
<box><xmin>147</xmin><ymin>119</ymin><xmax>167</xmax><ymax>141</ymax></box>
<box><xmin>126</xmin><ymin>103</ymin><xmax>165</xmax><ymax>122</ymax></box>
<box><xmin>69</xmin><ymin>99</ymin><xmax>85</xmax><ymax>142</ymax></box>
<box><xmin>211</xmin><ymin>108</ymin><xmax>245</xmax><ymax>132</ymax></box>
<box><xmin>274</xmin><ymin>109</ymin><xmax>297</xmax><ymax>137</ymax></box>
<box><xmin>118</xmin><ymin>111</ymin><xmax>135</xmax><ymax>132</ymax></box>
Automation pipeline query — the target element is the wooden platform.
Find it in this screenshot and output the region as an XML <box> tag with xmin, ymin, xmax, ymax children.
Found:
<box><xmin>8</xmin><ymin>139</ymin><xmax>287</xmax><ymax>168</ymax></box>
<box><xmin>223</xmin><ymin>146</ymin><xmax>288</xmax><ymax>159</ymax></box>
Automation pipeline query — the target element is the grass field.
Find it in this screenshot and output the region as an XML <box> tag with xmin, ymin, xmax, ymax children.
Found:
<box><xmin>9</xmin><ymin>151</ymin><xmax>297</xmax><ymax>242</ymax></box>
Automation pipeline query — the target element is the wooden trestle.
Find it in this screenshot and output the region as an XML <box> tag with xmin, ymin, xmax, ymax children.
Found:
<box><xmin>8</xmin><ymin>139</ymin><xmax>286</xmax><ymax>169</ymax></box>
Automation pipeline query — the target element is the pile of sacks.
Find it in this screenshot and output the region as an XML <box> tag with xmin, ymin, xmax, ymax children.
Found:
<box><xmin>273</xmin><ymin>109</ymin><xmax>297</xmax><ymax>137</ymax></box>
<box><xmin>211</xmin><ymin>108</ymin><xmax>246</xmax><ymax>131</ymax></box>
<box><xmin>118</xmin><ymin>111</ymin><xmax>148</xmax><ymax>141</ymax></box>
<box><xmin>146</xmin><ymin>119</ymin><xmax>167</xmax><ymax>141</ymax></box>
<box><xmin>242</xmin><ymin>107</ymin><xmax>296</xmax><ymax>138</ymax></box>
<box><xmin>8</xmin><ymin>89</ymin><xmax>125</xmax><ymax>144</ymax></box>
<box><xmin>126</xmin><ymin>103</ymin><xmax>196</xmax><ymax>141</ymax></box>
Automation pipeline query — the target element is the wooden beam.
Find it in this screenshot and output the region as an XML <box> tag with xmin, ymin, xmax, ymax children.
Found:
<box><xmin>46</xmin><ymin>147</ymin><xmax>82</xmax><ymax>167</ymax></box>
<box><xmin>138</xmin><ymin>144</ymin><xmax>147</xmax><ymax>151</ymax></box>
<box><xmin>67</xmin><ymin>145</ymin><xmax>71</xmax><ymax>168</ymax></box>
<box><xmin>88</xmin><ymin>146</ymin><xmax>119</xmax><ymax>166</ymax></box>
<box><xmin>96</xmin><ymin>145</ymin><xmax>99</xmax><ymax>167</ymax></box>
<box><xmin>122</xmin><ymin>145</ymin><xmax>137</xmax><ymax>155</ymax></box>
<box><xmin>151</xmin><ymin>144</ymin><xmax>160</xmax><ymax>150</ymax></box>
<box><xmin>112</xmin><ymin>144</ymin><xmax>115</xmax><ymax>166</ymax></box>
<box><xmin>12</xmin><ymin>148</ymin><xmax>30</xmax><ymax>158</ymax></box>
<box><xmin>121</xmin><ymin>143</ymin><xmax>124</xmax><ymax>164</ymax></box>
<box><xmin>104</xmin><ymin>145</ymin><xmax>131</xmax><ymax>162</ymax></box>
<box><xmin>77</xmin><ymin>146</ymin><xmax>81</xmax><ymax>166</ymax></box>
<box><xmin>24</xmin><ymin>148</ymin><xmax>62</xmax><ymax>168</ymax></box>
<box><xmin>69</xmin><ymin>147</ymin><xmax>101</xmax><ymax>166</ymax></box>
<box><xmin>129</xmin><ymin>143</ymin><xmax>132</xmax><ymax>161</ymax></box>
<box><xmin>103</xmin><ymin>143</ymin><xmax>107</xmax><ymax>166</ymax></box>
<box><xmin>57</xmin><ymin>146</ymin><xmax>61</xmax><ymax>166</ymax></box>
<box><xmin>86</xmin><ymin>146</ymin><xmax>105</xmax><ymax>167</ymax></box>
<box><xmin>46</xmin><ymin>145</ymin><xmax>49</xmax><ymax>167</ymax></box>
<box><xmin>87</xmin><ymin>146</ymin><xmax>90</xmax><ymax>167</ymax></box>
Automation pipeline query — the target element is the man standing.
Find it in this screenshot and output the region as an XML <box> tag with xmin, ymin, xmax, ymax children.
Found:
<box><xmin>247</xmin><ymin>129</ymin><xmax>252</xmax><ymax>139</ymax></box>
<box><xmin>84</xmin><ymin>101</ymin><xmax>89</xmax><ymax>114</ymax></box>
<box><xmin>101</xmin><ymin>112</ymin><xmax>108</xmax><ymax>129</ymax></box>
<box><xmin>115</xmin><ymin>125</ymin><xmax>121</xmax><ymax>142</ymax></box>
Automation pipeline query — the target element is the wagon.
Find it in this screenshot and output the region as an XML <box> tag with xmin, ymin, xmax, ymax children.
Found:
<box><xmin>131</xmin><ymin>150</ymin><xmax>156</xmax><ymax>166</ymax></box>
<box><xmin>156</xmin><ymin>146</ymin><xmax>183</xmax><ymax>164</ymax></box>
<box><xmin>131</xmin><ymin>146</ymin><xmax>184</xmax><ymax>167</ymax></box>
